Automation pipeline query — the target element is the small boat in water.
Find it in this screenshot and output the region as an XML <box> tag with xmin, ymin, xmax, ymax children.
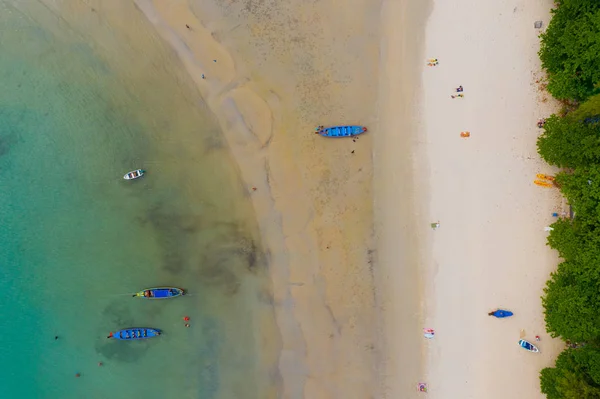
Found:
<box><xmin>518</xmin><ymin>339</ymin><xmax>540</xmax><ymax>353</ymax></box>
<box><xmin>123</xmin><ymin>169</ymin><xmax>145</xmax><ymax>180</ymax></box>
<box><xmin>133</xmin><ymin>287</ymin><xmax>185</xmax><ymax>299</ymax></box>
<box><xmin>108</xmin><ymin>328</ymin><xmax>161</xmax><ymax>340</ymax></box>
<box><xmin>315</xmin><ymin>125</ymin><xmax>367</xmax><ymax>138</ymax></box>
<box><xmin>488</xmin><ymin>309</ymin><xmax>513</xmax><ymax>318</ymax></box>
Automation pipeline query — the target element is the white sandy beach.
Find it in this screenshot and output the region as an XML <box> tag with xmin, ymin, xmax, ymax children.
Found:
<box><xmin>377</xmin><ymin>0</ymin><xmax>565</xmax><ymax>398</ymax></box>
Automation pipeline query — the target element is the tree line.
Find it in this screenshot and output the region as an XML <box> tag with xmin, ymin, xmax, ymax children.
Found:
<box><xmin>537</xmin><ymin>1</ymin><xmax>600</xmax><ymax>397</ymax></box>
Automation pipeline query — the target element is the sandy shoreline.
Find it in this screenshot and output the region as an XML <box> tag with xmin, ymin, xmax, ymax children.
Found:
<box><xmin>135</xmin><ymin>0</ymin><xmax>383</xmax><ymax>397</ymax></box>
<box><xmin>135</xmin><ymin>0</ymin><xmax>567</xmax><ymax>397</ymax></box>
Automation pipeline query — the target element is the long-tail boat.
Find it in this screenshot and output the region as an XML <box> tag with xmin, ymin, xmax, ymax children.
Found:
<box><xmin>315</xmin><ymin>125</ymin><xmax>367</xmax><ymax>138</ymax></box>
<box><xmin>108</xmin><ymin>328</ymin><xmax>161</xmax><ymax>340</ymax></box>
<box><xmin>133</xmin><ymin>287</ymin><xmax>185</xmax><ymax>299</ymax></box>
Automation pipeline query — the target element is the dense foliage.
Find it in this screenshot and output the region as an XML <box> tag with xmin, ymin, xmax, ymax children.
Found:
<box><xmin>537</xmin><ymin>115</ymin><xmax>600</xmax><ymax>168</ymax></box>
<box><xmin>540</xmin><ymin>347</ymin><xmax>600</xmax><ymax>399</ymax></box>
<box><xmin>538</xmin><ymin>1</ymin><xmax>600</xmax><ymax>397</ymax></box>
<box><xmin>539</xmin><ymin>0</ymin><xmax>600</xmax><ymax>101</ymax></box>
<box><xmin>540</xmin><ymin>159</ymin><xmax>600</xmax><ymax>395</ymax></box>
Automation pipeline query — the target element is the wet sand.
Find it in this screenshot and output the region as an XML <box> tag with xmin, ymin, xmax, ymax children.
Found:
<box><xmin>135</xmin><ymin>0</ymin><xmax>383</xmax><ymax>397</ymax></box>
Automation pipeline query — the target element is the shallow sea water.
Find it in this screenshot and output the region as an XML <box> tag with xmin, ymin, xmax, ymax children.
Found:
<box><xmin>0</xmin><ymin>2</ymin><xmax>279</xmax><ymax>398</ymax></box>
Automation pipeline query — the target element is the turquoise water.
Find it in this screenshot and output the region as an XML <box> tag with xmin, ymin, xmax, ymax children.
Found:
<box><xmin>0</xmin><ymin>2</ymin><xmax>279</xmax><ymax>398</ymax></box>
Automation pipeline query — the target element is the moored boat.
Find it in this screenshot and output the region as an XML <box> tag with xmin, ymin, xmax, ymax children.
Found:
<box><xmin>108</xmin><ymin>327</ymin><xmax>161</xmax><ymax>340</ymax></box>
<box><xmin>133</xmin><ymin>287</ymin><xmax>185</xmax><ymax>299</ymax></box>
<box><xmin>124</xmin><ymin>169</ymin><xmax>145</xmax><ymax>180</ymax></box>
<box><xmin>315</xmin><ymin>125</ymin><xmax>367</xmax><ymax>138</ymax></box>
<box><xmin>518</xmin><ymin>339</ymin><xmax>540</xmax><ymax>353</ymax></box>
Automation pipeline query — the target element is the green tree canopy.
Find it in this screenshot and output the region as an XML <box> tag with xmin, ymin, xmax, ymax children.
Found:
<box><xmin>546</xmin><ymin>218</ymin><xmax>600</xmax><ymax>262</ymax></box>
<box><xmin>539</xmin><ymin>0</ymin><xmax>600</xmax><ymax>100</ymax></box>
<box><xmin>541</xmin><ymin>346</ymin><xmax>600</xmax><ymax>399</ymax></box>
<box><xmin>556</xmin><ymin>166</ymin><xmax>600</xmax><ymax>222</ymax></box>
<box><xmin>543</xmin><ymin>260</ymin><xmax>600</xmax><ymax>342</ymax></box>
<box><xmin>543</xmin><ymin>167</ymin><xmax>600</xmax><ymax>341</ymax></box>
<box><xmin>537</xmin><ymin>115</ymin><xmax>600</xmax><ymax>168</ymax></box>
<box><xmin>536</xmin><ymin>3</ymin><xmax>600</xmax><ymax>398</ymax></box>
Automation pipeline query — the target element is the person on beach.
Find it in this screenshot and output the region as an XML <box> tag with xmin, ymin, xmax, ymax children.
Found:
<box><xmin>456</xmin><ymin>85</ymin><xmax>463</xmax><ymax>92</ymax></box>
<box><xmin>451</xmin><ymin>94</ymin><xmax>464</xmax><ymax>99</ymax></box>
<box><xmin>537</xmin><ymin>118</ymin><xmax>546</xmax><ymax>128</ymax></box>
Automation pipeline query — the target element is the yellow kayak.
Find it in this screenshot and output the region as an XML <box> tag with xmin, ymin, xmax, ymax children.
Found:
<box><xmin>536</xmin><ymin>173</ymin><xmax>555</xmax><ymax>181</ymax></box>
<box><xmin>534</xmin><ymin>180</ymin><xmax>554</xmax><ymax>188</ymax></box>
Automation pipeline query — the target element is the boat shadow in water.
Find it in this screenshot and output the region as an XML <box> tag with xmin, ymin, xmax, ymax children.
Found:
<box><xmin>95</xmin><ymin>337</ymin><xmax>153</xmax><ymax>363</ymax></box>
<box><xmin>94</xmin><ymin>301</ymin><xmax>154</xmax><ymax>363</ymax></box>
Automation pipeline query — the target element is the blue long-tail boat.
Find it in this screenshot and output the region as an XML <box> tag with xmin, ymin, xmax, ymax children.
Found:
<box><xmin>315</xmin><ymin>125</ymin><xmax>367</xmax><ymax>138</ymax></box>
<box><xmin>133</xmin><ymin>287</ymin><xmax>185</xmax><ymax>299</ymax></box>
<box><xmin>108</xmin><ymin>328</ymin><xmax>161</xmax><ymax>340</ymax></box>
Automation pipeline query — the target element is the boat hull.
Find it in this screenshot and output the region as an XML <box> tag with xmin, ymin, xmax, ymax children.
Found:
<box><xmin>111</xmin><ymin>328</ymin><xmax>161</xmax><ymax>340</ymax></box>
<box><xmin>491</xmin><ymin>309</ymin><xmax>513</xmax><ymax>318</ymax></box>
<box><xmin>124</xmin><ymin>169</ymin><xmax>145</xmax><ymax>180</ymax></box>
<box><xmin>134</xmin><ymin>287</ymin><xmax>185</xmax><ymax>299</ymax></box>
<box><xmin>518</xmin><ymin>339</ymin><xmax>540</xmax><ymax>353</ymax></box>
<box><xmin>317</xmin><ymin>125</ymin><xmax>367</xmax><ymax>138</ymax></box>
